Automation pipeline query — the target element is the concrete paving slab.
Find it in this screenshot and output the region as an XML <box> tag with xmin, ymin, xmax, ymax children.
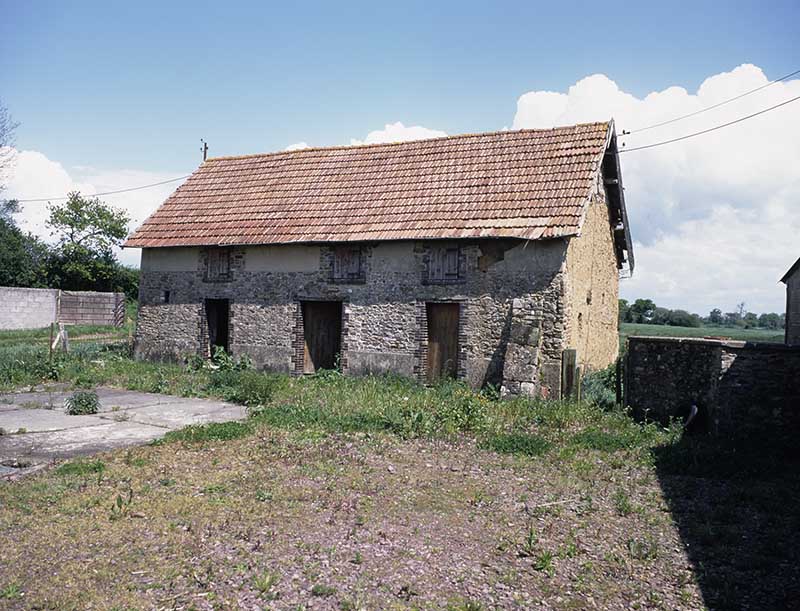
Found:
<box><xmin>0</xmin><ymin>409</ymin><xmax>109</xmax><ymax>433</ymax></box>
<box><xmin>0</xmin><ymin>387</ymin><xmax>246</xmax><ymax>472</ymax></box>
<box><xmin>0</xmin><ymin>391</ymin><xmax>69</xmax><ymax>410</ymax></box>
<box><xmin>110</xmin><ymin>401</ymin><xmax>247</xmax><ymax>428</ymax></box>
<box><xmin>94</xmin><ymin>389</ymin><xmax>189</xmax><ymax>411</ymax></box>
<box><xmin>0</xmin><ymin>421</ymin><xmax>168</xmax><ymax>461</ymax></box>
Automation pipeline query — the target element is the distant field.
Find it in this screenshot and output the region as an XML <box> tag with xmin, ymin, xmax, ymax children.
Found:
<box><xmin>620</xmin><ymin>322</ymin><xmax>784</xmax><ymax>344</ymax></box>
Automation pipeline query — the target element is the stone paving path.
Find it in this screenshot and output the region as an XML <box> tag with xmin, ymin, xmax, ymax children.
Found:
<box><xmin>0</xmin><ymin>387</ymin><xmax>246</xmax><ymax>478</ymax></box>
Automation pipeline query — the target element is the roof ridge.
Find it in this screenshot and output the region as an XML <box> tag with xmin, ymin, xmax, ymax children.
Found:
<box><xmin>206</xmin><ymin>121</ymin><xmax>612</xmax><ymax>162</ymax></box>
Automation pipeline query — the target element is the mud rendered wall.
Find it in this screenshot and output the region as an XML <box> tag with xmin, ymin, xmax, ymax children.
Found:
<box><xmin>625</xmin><ymin>336</ymin><xmax>800</xmax><ymax>436</ymax></box>
<box><xmin>564</xmin><ymin>182</ymin><xmax>619</xmax><ymax>372</ymax></box>
<box><xmin>135</xmin><ymin>239</ymin><xmax>573</xmax><ymax>395</ymax></box>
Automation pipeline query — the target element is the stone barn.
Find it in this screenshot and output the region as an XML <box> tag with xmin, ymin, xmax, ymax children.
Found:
<box><xmin>124</xmin><ymin>121</ymin><xmax>633</xmax><ymax>397</ymax></box>
<box><xmin>782</xmin><ymin>256</ymin><xmax>800</xmax><ymax>346</ymax></box>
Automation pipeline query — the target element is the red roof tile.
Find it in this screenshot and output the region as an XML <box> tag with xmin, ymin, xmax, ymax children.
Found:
<box><xmin>125</xmin><ymin>122</ymin><xmax>612</xmax><ymax>248</ymax></box>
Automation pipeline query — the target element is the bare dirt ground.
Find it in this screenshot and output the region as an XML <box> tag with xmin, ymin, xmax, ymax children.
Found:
<box><xmin>0</xmin><ymin>429</ymin><xmax>708</xmax><ymax>610</ymax></box>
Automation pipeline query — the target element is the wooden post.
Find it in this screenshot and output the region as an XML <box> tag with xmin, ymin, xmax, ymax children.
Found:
<box><xmin>49</xmin><ymin>322</ymin><xmax>54</xmax><ymax>362</ymax></box>
<box><xmin>575</xmin><ymin>365</ymin><xmax>582</xmax><ymax>402</ymax></box>
<box><xmin>561</xmin><ymin>349</ymin><xmax>578</xmax><ymax>399</ymax></box>
<box><xmin>615</xmin><ymin>357</ymin><xmax>622</xmax><ymax>406</ymax></box>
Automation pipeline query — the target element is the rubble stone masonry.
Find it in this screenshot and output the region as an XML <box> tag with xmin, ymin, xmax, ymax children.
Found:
<box><xmin>136</xmin><ymin>238</ymin><xmax>580</xmax><ymax>396</ymax></box>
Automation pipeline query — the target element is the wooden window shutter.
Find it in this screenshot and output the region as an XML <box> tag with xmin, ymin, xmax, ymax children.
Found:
<box><xmin>333</xmin><ymin>246</ymin><xmax>362</xmax><ymax>280</ymax></box>
<box><xmin>207</xmin><ymin>248</ymin><xmax>230</xmax><ymax>279</ymax></box>
<box><xmin>428</xmin><ymin>245</ymin><xmax>460</xmax><ymax>282</ymax></box>
<box><xmin>444</xmin><ymin>247</ymin><xmax>459</xmax><ymax>279</ymax></box>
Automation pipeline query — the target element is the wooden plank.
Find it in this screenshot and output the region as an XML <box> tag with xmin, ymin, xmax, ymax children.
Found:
<box><xmin>561</xmin><ymin>349</ymin><xmax>577</xmax><ymax>399</ymax></box>
<box><xmin>303</xmin><ymin>301</ymin><xmax>342</xmax><ymax>372</ymax></box>
<box><xmin>426</xmin><ymin>303</ymin><xmax>460</xmax><ymax>383</ymax></box>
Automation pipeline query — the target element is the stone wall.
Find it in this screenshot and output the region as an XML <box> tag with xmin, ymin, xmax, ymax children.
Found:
<box><xmin>625</xmin><ymin>336</ymin><xmax>800</xmax><ymax>436</ymax></box>
<box><xmin>0</xmin><ymin>287</ymin><xmax>125</xmax><ymax>330</ymax></box>
<box><xmin>786</xmin><ymin>269</ymin><xmax>800</xmax><ymax>346</ymax></box>
<box><xmin>564</xmin><ymin>179</ymin><xmax>620</xmax><ymax>371</ymax></box>
<box><xmin>135</xmin><ymin>239</ymin><xmax>573</xmax><ymax>395</ymax></box>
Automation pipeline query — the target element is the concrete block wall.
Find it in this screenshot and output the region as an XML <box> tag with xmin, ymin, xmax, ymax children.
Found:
<box><xmin>625</xmin><ymin>336</ymin><xmax>800</xmax><ymax>436</ymax></box>
<box><xmin>0</xmin><ymin>287</ymin><xmax>125</xmax><ymax>330</ymax></box>
<box><xmin>59</xmin><ymin>291</ymin><xmax>126</xmax><ymax>326</ymax></box>
<box><xmin>0</xmin><ymin>287</ymin><xmax>58</xmax><ymax>330</ymax></box>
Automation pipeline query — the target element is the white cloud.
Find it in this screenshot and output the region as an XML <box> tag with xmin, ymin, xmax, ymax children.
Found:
<box><xmin>285</xmin><ymin>141</ymin><xmax>310</xmax><ymax>151</ymax></box>
<box><xmin>4</xmin><ymin>150</ymin><xmax>185</xmax><ymax>267</ymax></box>
<box><xmin>514</xmin><ymin>64</ymin><xmax>800</xmax><ymax>314</ymax></box>
<box><xmin>349</xmin><ymin>121</ymin><xmax>447</xmax><ymax>145</ymax></box>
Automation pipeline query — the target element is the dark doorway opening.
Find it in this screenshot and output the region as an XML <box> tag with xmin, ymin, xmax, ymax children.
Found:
<box><xmin>205</xmin><ymin>298</ymin><xmax>230</xmax><ymax>355</ymax></box>
<box><xmin>302</xmin><ymin>300</ymin><xmax>343</xmax><ymax>373</ymax></box>
<box><xmin>426</xmin><ymin>302</ymin><xmax>460</xmax><ymax>383</ymax></box>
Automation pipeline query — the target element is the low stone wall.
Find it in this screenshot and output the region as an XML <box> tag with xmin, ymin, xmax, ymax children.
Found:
<box><xmin>0</xmin><ymin>287</ymin><xmax>126</xmax><ymax>330</ymax></box>
<box><xmin>625</xmin><ymin>336</ymin><xmax>800</xmax><ymax>436</ymax></box>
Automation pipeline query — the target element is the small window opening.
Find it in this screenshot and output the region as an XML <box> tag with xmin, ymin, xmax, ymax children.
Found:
<box><xmin>332</xmin><ymin>246</ymin><xmax>364</xmax><ymax>282</ymax></box>
<box><xmin>206</xmin><ymin>248</ymin><xmax>231</xmax><ymax>280</ymax></box>
<box><xmin>428</xmin><ymin>245</ymin><xmax>462</xmax><ymax>283</ymax></box>
<box><xmin>162</xmin><ymin>290</ymin><xmax>171</xmax><ymax>304</ymax></box>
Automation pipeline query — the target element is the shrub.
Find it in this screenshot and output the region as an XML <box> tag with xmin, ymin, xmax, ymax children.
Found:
<box><xmin>230</xmin><ymin>370</ymin><xmax>281</xmax><ymax>407</ymax></box>
<box><xmin>64</xmin><ymin>390</ymin><xmax>100</xmax><ymax>415</ymax></box>
<box><xmin>582</xmin><ymin>362</ymin><xmax>618</xmax><ymax>410</ymax></box>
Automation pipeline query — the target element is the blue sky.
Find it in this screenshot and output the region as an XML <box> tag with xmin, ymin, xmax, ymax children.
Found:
<box><xmin>2</xmin><ymin>0</ymin><xmax>797</xmax><ymax>171</ymax></box>
<box><xmin>2</xmin><ymin>0</ymin><xmax>799</xmax><ymax>314</ymax></box>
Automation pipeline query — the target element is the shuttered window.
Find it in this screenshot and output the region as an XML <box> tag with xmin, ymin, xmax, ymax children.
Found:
<box><xmin>428</xmin><ymin>245</ymin><xmax>462</xmax><ymax>283</ymax></box>
<box><xmin>332</xmin><ymin>246</ymin><xmax>364</xmax><ymax>282</ymax></box>
<box><xmin>206</xmin><ymin>248</ymin><xmax>231</xmax><ymax>280</ymax></box>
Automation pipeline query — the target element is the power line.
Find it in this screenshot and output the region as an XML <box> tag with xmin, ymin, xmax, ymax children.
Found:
<box><xmin>619</xmin><ymin>93</ymin><xmax>800</xmax><ymax>153</ymax></box>
<box><xmin>625</xmin><ymin>67</ymin><xmax>800</xmax><ymax>135</ymax></box>
<box><xmin>12</xmin><ymin>174</ymin><xmax>190</xmax><ymax>203</ymax></box>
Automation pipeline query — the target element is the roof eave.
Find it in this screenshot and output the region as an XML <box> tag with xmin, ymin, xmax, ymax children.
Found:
<box><xmin>601</xmin><ymin>119</ymin><xmax>635</xmax><ymax>274</ymax></box>
<box><xmin>780</xmin><ymin>256</ymin><xmax>800</xmax><ymax>283</ymax></box>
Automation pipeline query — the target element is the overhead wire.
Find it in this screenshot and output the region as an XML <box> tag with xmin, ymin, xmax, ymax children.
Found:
<box><xmin>619</xmin><ymin>93</ymin><xmax>800</xmax><ymax>153</ymax></box>
<box><xmin>625</xmin><ymin>67</ymin><xmax>800</xmax><ymax>135</ymax></box>
<box><xmin>9</xmin><ymin>77</ymin><xmax>800</xmax><ymax>201</ymax></box>
<box><xmin>12</xmin><ymin>174</ymin><xmax>191</xmax><ymax>203</ymax></box>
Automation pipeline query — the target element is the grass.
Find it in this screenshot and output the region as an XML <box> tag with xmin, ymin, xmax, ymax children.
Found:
<box><xmin>620</xmin><ymin>322</ymin><xmax>784</xmax><ymax>344</ymax></box>
<box><xmin>1</xmin><ymin>330</ymin><xmax>797</xmax><ymax>608</ymax></box>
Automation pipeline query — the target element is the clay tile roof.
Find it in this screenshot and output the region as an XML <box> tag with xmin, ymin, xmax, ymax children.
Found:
<box><xmin>124</xmin><ymin>121</ymin><xmax>612</xmax><ymax>248</ymax></box>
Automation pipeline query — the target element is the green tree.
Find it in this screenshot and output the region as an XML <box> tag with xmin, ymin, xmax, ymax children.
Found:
<box><xmin>45</xmin><ymin>192</ymin><xmax>135</xmax><ymax>294</ymax></box>
<box><xmin>47</xmin><ymin>192</ymin><xmax>129</xmax><ymax>253</ymax></box>
<box><xmin>618</xmin><ymin>298</ymin><xmax>630</xmax><ymax>324</ymax></box>
<box><xmin>628</xmin><ymin>298</ymin><xmax>656</xmax><ymax>324</ymax></box>
<box><xmin>0</xmin><ymin>201</ymin><xmax>48</xmax><ymax>287</ymax></box>
<box><xmin>707</xmin><ymin>308</ymin><xmax>723</xmax><ymax>325</ymax></box>
<box><xmin>667</xmin><ymin>309</ymin><xmax>701</xmax><ymax>327</ymax></box>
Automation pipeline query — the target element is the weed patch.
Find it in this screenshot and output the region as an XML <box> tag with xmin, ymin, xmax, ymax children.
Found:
<box><xmin>64</xmin><ymin>390</ymin><xmax>100</xmax><ymax>415</ymax></box>
<box><xmin>56</xmin><ymin>459</ymin><xmax>106</xmax><ymax>477</ymax></box>
<box><xmin>155</xmin><ymin>421</ymin><xmax>253</xmax><ymax>444</ymax></box>
<box><xmin>482</xmin><ymin>432</ymin><xmax>550</xmax><ymax>457</ymax></box>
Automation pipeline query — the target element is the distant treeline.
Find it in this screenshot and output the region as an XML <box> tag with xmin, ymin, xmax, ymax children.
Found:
<box><xmin>619</xmin><ymin>298</ymin><xmax>785</xmax><ymax>330</ymax></box>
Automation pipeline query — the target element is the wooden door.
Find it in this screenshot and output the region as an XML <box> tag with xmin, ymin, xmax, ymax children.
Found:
<box><xmin>426</xmin><ymin>303</ymin><xmax>460</xmax><ymax>383</ymax></box>
<box><xmin>302</xmin><ymin>301</ymin><xmax>343</xmax><ymax>373</ymax></box>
